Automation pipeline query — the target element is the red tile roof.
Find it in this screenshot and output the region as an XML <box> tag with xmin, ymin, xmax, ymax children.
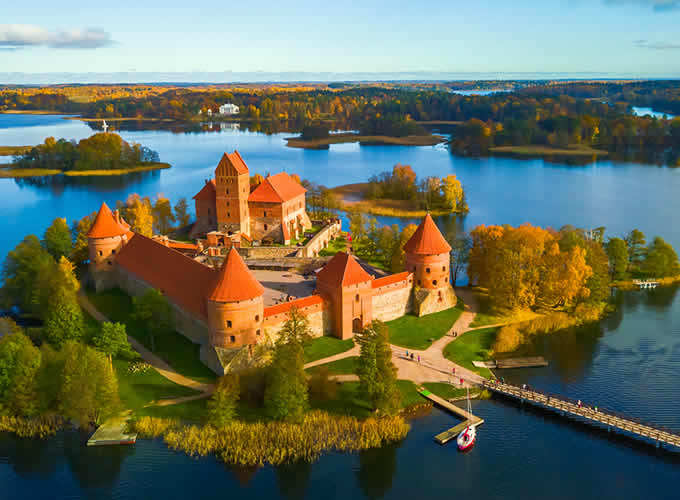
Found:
<box><xmin>316</xmin><ymin>252</ymin><xmax>372</xmax><ymax>288</ymax></box>
<box><xmin>263</xmin><ymin>295</ymin><xmax>325</xmax><ymax>318</ymax></box>
<box><xmin>115</xmin><ymin>233</ymin><xmax>216</xmax><ymax>320</ymax></box>
<box><xmin>372</xmin><ymin>271</ymin><xmax>411</xmax><ymax>289</ymax></box>
<box><xmin>192</xmin><ymin>179</ymin><xmax>216</xmax><ymax>201</ymax></box>
<box><xmin>88</xmin><ymin>202</ymin><xmax>130</xmax><ymax>239</ymax></box>
<box><xmin>248</xmin><ymin>172</ymin><xmax>306</xmax><ymax>203</ymax></box>
<box><xmin>403</xmin><ymin>214</ymin><xmax>452</xmax><ymax>255</ymax></box>
<box><xmin>207</xmin><ymin>247</ymin><xmax>264</xmax><ymax>302</ymax></box>
<box><xmin>216</xmin><ymin>151</ymin><xmax>249</xmax><ymax>175</ymax></box>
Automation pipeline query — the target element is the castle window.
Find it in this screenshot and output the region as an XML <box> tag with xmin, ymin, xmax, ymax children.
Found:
<box><xmin>426</xmin><ymin>267</ymin><xmax>431</xmax><ymax>273</ymax></box>
<box><xmin>111</xmin><ymin>249</ymin><xmax>116</xmax><ymax>255</ymax></box>
<box><xmin>226</xmin><ymin>189</ymin><xmax>229</xmax><ymax>195</ymax></box>
<box><xmin>255</xmin><ymin>315</ymin><xmax>259</xmax><ymax>321</ymax></box>
<box><xmin>99</xmin><ymin>250</ymin><xmax>103</xmax><ymax>256</ymax></box>
<box><xmin>227</xmin><ymin>212</ymin><xmax>230</xmax><ymax>217</ymax></box>
<box><xmin>230</xmin><ymin>336</ymin><xmax>236</xmax><ymax>343</ymax></box>
<box><xmin>433</xmin><ymin>280</ymin><xmax>438</xmax><ymax>286</ymax></box>
<box><xmin>263</xmin><ymin>210</ymin><xmax>267</xmax><ymax>217</ymax></box>
<box><xmin>355</xmin><ymin>294</ymin><xmax>359</xmax><ymax>302</ymax></box>
<box><xmin>418</xmin><ymin>280</ymin><xmax>421</xmax><ymax>286</ymax></box>
<box><xmin>227</xmin><ymin>201</ymin><xmax>230</xmax><ymax>207</ymax></box>
<box><xmin>256</xmin><ymin>329</ymin><xmax>261</xmax><ymax>336</ymax></box>
<box><xmin>227</xmin><ymin>320</ymin><xmax>232</xmax><ymax>328</ymax></box>
<box><xmin>264</xmin><ymin>224</ymin><xmax>268</xmax><ymax>230</ymax></box>
<box><xmin>443</xmin><ymin>266</ymin><xmax>446</xmax><ymax>272</ymax></box>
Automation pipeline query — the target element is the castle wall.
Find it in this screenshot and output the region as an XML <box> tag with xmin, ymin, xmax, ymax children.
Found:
<box><xmin>296</xmin><ymin>220</ymin><xmax>342</xmax><ymax>258</ymax></box>
<box><xmin>372</xmin><ymin>278</ymin><xmax>414</xmax><ymax>322</ymax></box>
<box><xmin>262</xmin><ymin>298</ymin><xmax>331</xmax><ymax>341</ymax></box>
<box><xmin>116</xmin><ymin>266</ymin><xmax>209</xmax><ymax>344</ymax></box>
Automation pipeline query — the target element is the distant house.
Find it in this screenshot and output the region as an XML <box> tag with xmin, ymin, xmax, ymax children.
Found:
<box><xmin>218</xmin><ymin>103</ymin><xmax>239</xmax><ymax>116</ymax></box>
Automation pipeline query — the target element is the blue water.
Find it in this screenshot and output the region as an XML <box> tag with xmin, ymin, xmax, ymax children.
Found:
<box><xmin>1</xmin><ymin>114</ymin><xmax>680</xmax><ymax>499</ymax></box>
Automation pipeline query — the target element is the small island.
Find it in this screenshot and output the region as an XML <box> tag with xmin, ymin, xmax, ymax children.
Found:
<box><xmin>0</xmin><ymin>133</ymin><xmax>169</xmax><ymax>178</ymax></box>
<box><xmin>285</xmin><ymin>123</ymin><xmax>445</xmax><ymax>149</ymax></box>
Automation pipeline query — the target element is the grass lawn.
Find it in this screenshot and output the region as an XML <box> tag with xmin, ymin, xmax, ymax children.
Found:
<box><xmin>306</xmin><ymin>356</ymin><xmax>358</xmax><ymax>375</ymax></box>
<box><xmin>387</xmin><ymin>304</ymin><xmax>464</xmax><ymax>350</ymax></box>
<box><xmin>114</xmin><ymin>359</ymin><xmax>200</xmax><ymax>414</ymax></box>
<box><xmin>319</xmin><ymin>234</ymin><xmax>348</xmax><ymax>257</ymax></box>
<box><xmin>443</xmin><ymin>327</ymin><xmax>498</xmax><ymax>379</ymax></box>
<box><xmin>87</xmin><ymin>288</ymin><xmax>217</xmax><ymax>384</ymax></box>
<box><xmin>139</xmin><ymin>398</ymin><xmax>209</xmax><ymax>423</ymax></box>
<box><xmin>422</xmin><ymin>382</ymin><xmax>469</xmax><ymax>400</ymax></box>
<box><xmin>304</xmin><ymin>336</ymin><xmax>354</xmax><ymax>363</ymax></box>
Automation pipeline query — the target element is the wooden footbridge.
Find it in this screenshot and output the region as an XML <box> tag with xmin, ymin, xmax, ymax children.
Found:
<box><xmin>481</xmin><ymin>380</ymin><xmax>680</xmax><ymax>449</ymax></box>
<box><xmin>418</xmin><ymin>387</ymin><xmax>484</xmax><ymax>444</ymax></box>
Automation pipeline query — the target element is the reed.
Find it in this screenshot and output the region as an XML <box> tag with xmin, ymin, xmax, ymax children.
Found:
<box><xmin>0</xmin><ymin>416</ymin><xmax>61</xmax><ymax>438</ymax></box>
<box><xmin>132</xmin><ymin>411</ymin><xmax>409</xmax><ymax>466</ymax></box>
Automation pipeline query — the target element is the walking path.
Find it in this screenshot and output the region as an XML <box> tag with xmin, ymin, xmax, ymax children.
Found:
<box><xmin>77</xmin><ymin>289</ymin><xmax>214</xmax><ymax>396</ymax></box>
<box><xmin>304</xmin><ymin>345</ymin><xmax>360</xmax><ymax>369</ymax></box>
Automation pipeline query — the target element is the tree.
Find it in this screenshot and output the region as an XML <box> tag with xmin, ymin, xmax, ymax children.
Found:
<box><xmin>625</xmin><ymin>229</ymin><xmax>647</xmax><ymax>269</ymax></box>
<box><xmin>207</xmin><ymin>374</ymin><xmax>240</xmax><ymax>426</ymax></box>
<box><xmin>606</xmin><ymin>237</ymin><xmax>629</xmax><ymax>280</ymax></box>
<box><xmin>174</xmin><ymin>197</ymin><xmax>191</xmax><ymax>228</ymax></box>
<box><xmin>250</xmin><ymin>173</ymin><xmax>264</xmax><ymax>186</ymax></box>
<box><xmin>92</xmin><ymin>322</ymin><xmax>134</xmax><ymax>366</ymax></box>
<box><xmin>132</xmin><ymin>289</ymin><xmax>173</xmax><ymax>352</ymax></box>
<box><xmin>43</xmin><ymin>286</ymin><xmax>85</xmax><ymax>347</ymax></box>
<box><xmin>264</xmin><ymin>308</ymin><xmax>310</xmax><ymax>420</ymax></box>
<box><xmin>125</xmin><ymin>194</ymin><xmax>154</xmax><ymax>237</ymax></box>
<box><xmin>348</xmin><ymin>209</ymin><xmax>367</xmax><ymax>243</ymax></box>
<box><xmin>56</xmin><ymin>341</ymin><xmax>120</xmax><ymax>426</ymax></box>
<box><xmin>71</xmin><ymin>212</ymin><xmax>96</xmax><ymax>266</ymax></box>
<box><xmin>390</xmin><ymin>224</ymin><xmax>417</xmax><ymax>273</ymax></box>
<box><xmin>441</xmin><ymin>174</ymin><xmax>464</xmax><ymax>212</ymax></box>
<box><xmin>0</xmin><ymin>331</ymin><xmax>41</xmax><ymax>417</ymax></box>
<box><xmin>357</xmin><ymin>321</ymin><xmax>400</xmax><ymax>414</ymax></box>
<box><xmin>153</xmin><ymin>196</ymin><xmax>176</xmax><ymax>235</ymax></box>
<box><xmin>449</xmin><ymin>232</ymin><xmax>472</xmax><ymax>286</ymax></box>
<box><xmin>643</xmin><ymin>237</ymin><xmax>680</xmax><ymax>278</ymax></box>
<box><xmin>42</xmin><ymin>217</ymin><xmax>72</xmax><ymax>260</ymax></box>
<box><xmin>0</xmin><ymin>317</ymin><xmax>22</xmax><ymax>339</ymax></box>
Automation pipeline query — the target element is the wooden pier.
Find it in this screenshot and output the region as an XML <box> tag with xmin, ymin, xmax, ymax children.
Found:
<box><xmin>418</xmin><ymin>388</ymin><xmax>484</xmax><ymax>444</ymax></box>
<box><xmin>481</xmin><ymin>381</ymin><xmax>680</xmax><ymax>449</ymax></box>
<box><xmin>633</xmin><ymin>279</ymin><xmax>659</xmax><ymax>289</ymax></box>
<box><xmin>87</xmin><ymin>414</ymin><xmax>137</xmax><ymax>446</ymax></box>
<box><xmin>473</xmin><ymin>357</ymin><xmax>549</xmax><ymax>369</ymax></box>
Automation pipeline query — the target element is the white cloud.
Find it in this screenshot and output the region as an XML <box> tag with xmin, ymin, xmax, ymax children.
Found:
<box><xmin>634</xmin><ymin>39</ymin><xmax>680</xmax><ymax>49</ymax></box>
<box><xmin>0</xmin><ymin>24</ymin><xmax>114</xmax><ymax>49</ymax></box>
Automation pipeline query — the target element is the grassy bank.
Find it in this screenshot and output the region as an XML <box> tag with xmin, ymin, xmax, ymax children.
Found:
<box><xmin>611</xmin><ymin>275</ymin><xmax>680</xmax><ymax>290</ymax></box>
<box><xmin>304</xmin><ymin>336</ymin><xmax>354</xmax><ymax>363</ymax></box>
<box><xmin>489</xmin><ymin>144</ymin><xmax>608</xmax><ymax>157</ymax></box>
<box><xmin>332</xmin><ymin>182</ymin><xmax>461</xmax><ymax>218</ymax></box>
<box><xmin>386</xmin><ymin>301</ymin><xmax>464</xmax><ymax>350</ymax></box>
<box><xmin>0</xmin><ymin>416</ymin><xmax>63</xmax><ymax>438</ymax></box>
<box><xmin>443</xmin><ymin>327</ymin><xmax>499</xmax><ymax>379</ymax></box>
<box><xmin>0</xmin><ymin>145</ymin><xmax>32</xmax><ymax>156</ymax></box>
<box><xmin>0</xmin><ymin>162</ymin><xmax>170</xmax><ymax>178</ymax></box>
<box><xmin>286</xmin><ymin>132</ymin><xmax>446</xmax><ymax>149</ymax></box>
<box><xmin>422</xmin><ymin>382</ymin><xmax>474</xmax><ymax>400</ymax></box>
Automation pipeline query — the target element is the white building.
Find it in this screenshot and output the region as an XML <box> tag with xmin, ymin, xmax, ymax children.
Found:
<box><xmin>218</xmin><ymin>103</ymin><xmax>240</xmax><ymax>116</ymax></box>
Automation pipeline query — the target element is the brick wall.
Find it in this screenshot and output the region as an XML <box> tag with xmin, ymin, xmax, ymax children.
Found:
<box><xmin>372</xmin><ymin>279</ymin><xmax>413</xmax><ymax>322</ymax></box>
<box><xmin>263</xmin><ymin>301</ymin><xmax>331</xmax><ymax>340</ymax></box>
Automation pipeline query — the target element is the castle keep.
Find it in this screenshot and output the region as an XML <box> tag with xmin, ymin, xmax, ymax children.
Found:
<box><xmin>87</xmin><ymin>153</ymin><xmax>457</xmax><ymax>375</ymax></box>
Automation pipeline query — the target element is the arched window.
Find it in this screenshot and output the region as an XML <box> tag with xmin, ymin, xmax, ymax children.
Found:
<box><xmin>99</xmin><ymin>250</ymin><xmax>103</xmax><ymax>256</ymax></box>
<box><xmin>433</xmin><ymin>280</ymin><xmax>438</xmax><ymax>286</ymax></box>
<box><xmin>355</xmin><ymin>294</ymin><xmax>360</xmax><ymax>302</ymax></box>
<box><xmin>443</xmin><ymin>266</ymin><xmax>446</xmax><ymax>271</ymax></box>
<box><xmin>256</xmin><ymin>329</ymin><xmax>261</xmax><ymax>336</ymax></box>
<box><xmin>227</xmin><ymin>320</ymin><xmax>232</xmax><ymax>328</ymax></box>
<box><xmin>264</xmin><ymin>224</ymin><xmax>268</xmax><ymax>231</ymax></box>
<box><xmin>426</xmin><ymin>267</ymin><xmax>431</xmax><ymax>273</ymax></box>
<box><xmin>255</xmin><ymin>315</ymin><xmax>260</xmax><ymax>321</ymax></box>
<box><xmin>230</xmin><ymin>335</ymin><xmax>236</xmax><ymax>343</ymax></box>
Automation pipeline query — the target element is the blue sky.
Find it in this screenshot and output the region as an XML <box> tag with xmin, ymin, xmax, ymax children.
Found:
<box><xmin>2</xmin><ymin>0</ymin><xmax>680</xmax><ymax>78</ymax></box>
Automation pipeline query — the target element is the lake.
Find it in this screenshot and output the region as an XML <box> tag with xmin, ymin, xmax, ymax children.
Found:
<box><xmin>1</xmin><ymin>114</ymin><xmax>679</xmax><ymax>499</ymax></box>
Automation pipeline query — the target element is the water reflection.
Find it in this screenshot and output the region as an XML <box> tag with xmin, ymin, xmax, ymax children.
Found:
<box><xmin>12</xmin><ymin>169</ymin><xmax>163</xmax><ymax>194</ymax></box>
<box><xmin>356</xmin><ymin>442</ymin><xmax>400</xmax><ymax>499</ymax></box>
<box><xmin>275</xmin><ymin>460</ymin><xmax>312</xmax><ymax>500</ymax></box>
<box><xmin>62</xmin><ymin>430</ymin><xmax>134</xmax><ymax>489</ymax></box>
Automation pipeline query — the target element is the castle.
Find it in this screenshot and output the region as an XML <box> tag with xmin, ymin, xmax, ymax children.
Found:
<box><xmin>191</xmin><ymin>151</ymin><xmax>311</xmax><ymax>245</ymax></box>
<box><xmin>87</xmin><ymin>153</ymin><xmax>457</xmax><ymax>375</ymax></box>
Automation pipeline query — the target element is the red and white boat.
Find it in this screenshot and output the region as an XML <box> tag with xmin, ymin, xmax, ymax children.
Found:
<box><xmin>457</xmin><ymin>387</ymin><xmax>477</xmax><ymax>452</ymax></box>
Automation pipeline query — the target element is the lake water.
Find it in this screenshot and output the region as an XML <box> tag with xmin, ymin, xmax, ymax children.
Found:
<box><xmin>1</xmin><ymin>114</ymin><xmax>680</xmax><ymax>499</ymax></box>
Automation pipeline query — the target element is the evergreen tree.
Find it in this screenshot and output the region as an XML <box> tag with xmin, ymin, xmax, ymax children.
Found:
<box><xmin>43</xmin><ymin>285</ymin><xmax>85</xmax><ymax>347</ymax></box>
<box><xmin>625</xmin><ymin>229</ymin><xmax>647</xmax><ymax>270</ymax></box>
<box><xmin>42</xmin><ymin>217</ymin><xmax>73</xmax><ymax>260</ymax></box>
<box><xmin>264</xmin><ymin>308</ymin><xmax>310</xmax><ymax>420</ymax></box>
<box><xmin>208</xmin><ymin>374</ymin><xmax>240</xmax><ymax>426</ymax></box>
<box><xmin>92</xmin><ymin>322</ymin><xmax>134</xmax><ymax>366</ymax></box>
<box><xmin>606</xmin><ymin>237</ymin><xmax>629</xmax><ymax>280</ymax></box>
<box><xmin>357</xmin><ymin>321</ymin><xmax>401</xmax><ymax>414</ymax></box>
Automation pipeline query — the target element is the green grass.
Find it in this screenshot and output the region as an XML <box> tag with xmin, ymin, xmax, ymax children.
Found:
<box><xmin>422</xmin><ymin>382</ymin><xmax>468</xmax><ymax>400</ymax></box>
<box><xmin>304</xmin><ymin>336</ymin><xmax>354</xmax><ymax>363</ymax></box>
<box><xmin>318</xmin><ymin>234</ymin><xmax>348</xmax><ymax>257</ymax></box>
<box><xmin>306</xmin><ymin>356</ymin><xmax>358</xmax><ymax>375</ymax></box>
<box><xmin>87</xmin><ymin>288</ymin><xmax>217</xmax><ymax>384</ymax></box>
<box><xmin>138</xmin><ymin>398</ymin><xmax>209</xmax><ymax>423</ymax></box>
<box><xmin>443</xmin><ymin>327</ymin><xmax>498</xmax><ymax>379</ymax></box>
<box><xmin>114</xmin><ymin>359</ymin><xmax>200</xmax><ymax>414</ymax></box>
<box><xmin>386</xmin><ymin>305</ymin><xmax>464</xmax><ymax>350</ymax></box>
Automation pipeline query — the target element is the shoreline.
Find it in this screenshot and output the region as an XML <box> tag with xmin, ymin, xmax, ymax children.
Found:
<box><xmin>0</xmin><ymin>162</ymin><xmax>171</xmax><ymax>178</ymax></box>
<box><xmin>611</xmin><ymin>275</ymin><xmax>680</xmax><ymax>290</ymax></box>
<box><xmin>286</xmin><ymin>132</ymin><xmax>446</xmax><ymax>149</ymax></box>
<box><xmin>488</xmin><ymin>145</ymin><xmax>609</xmax><ymax>158</ymax></box>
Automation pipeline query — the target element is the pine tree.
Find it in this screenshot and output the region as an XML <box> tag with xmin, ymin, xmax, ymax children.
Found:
<box><xmin>357</xmin><ymin>321</ymin><xmax>401</xmax><ymax>414</ymax></box>
<box><xmin>208</xmin><ymin>374</ymin><xmax>240</xmax><ymax>426</ymax></box>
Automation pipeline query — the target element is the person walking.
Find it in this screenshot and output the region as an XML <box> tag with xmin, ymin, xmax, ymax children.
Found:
<box><xmin>417</xmin><ymin>355</ymin><xmax>420</xmax><ymax>363</ymax></box>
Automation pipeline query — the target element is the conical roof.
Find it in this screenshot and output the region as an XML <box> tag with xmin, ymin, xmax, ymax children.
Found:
<box><xmin>316</xmin><ymin>252</ymin><xmax>372</xmax><ymax>287</ymax></box>
<box><xmin>403</xmin><ymin>214</ymin><xmax>451</xmax><ymax>255</ymax></box>
<box><xmin>207</xmin><ymin>247</ymin><xmax>264</xmax><ymax>302</ymax></box>
<box><xmin>88</xmin><ymin>202</ymin><xmax>129</xmax><ymax>238</ymax></box>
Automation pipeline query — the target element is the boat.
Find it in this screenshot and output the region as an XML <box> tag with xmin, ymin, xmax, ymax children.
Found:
<box><xmin>457</xmin><ymin>387</ymin><xmax>477</xmax><ymax>451</ymax></box>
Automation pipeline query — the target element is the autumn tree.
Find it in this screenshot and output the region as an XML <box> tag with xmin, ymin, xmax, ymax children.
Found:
<box><xmin>357</xmin><ymin>320</ymin><xmax>400</xmax><ymax>414</ymax></box>
<box><xmin>0</xmin><ymin>331</ymin><xmax>42</xmax><ymax>417</ymax></box>
<box><xmin>390</xmin><ymin>224</ymin><xmax>418</xmax><ymax>273</ymax></box>
<box><xmin>441</xmin><ymin>174</ymin><xmax>465</xmax><ymax>212</ymax></box>
<box><xmin>208</xmin><ymin>374</ymin><xmax>240</xmax><ymax>426</ymax></box>
<box><xmin>152</xmin><ymin>196</ymin><xmax>176</xmax><ymax>235</ymax></box>
<box><xmin>173</xmin><ymin>197</ymin><xmax>191</xmax><ymax>228</ymax></box>
<box><xmin>125</xmin><ymin>194</ymin><xmax>154</xmax><ymax>237</ymax></box>
<box><xmin>71</xmin><ymin>212</ymin><xmax>96</xmax><ymax>266</ymax></box>
<box><xmin>606</xmin><ymin>237</ymin><xmax>629</xmax><ymax>280</ymax></box>
<box><xmin>42</xmin><ymin>217</ymin><xmax>72</xmax><ymax>260</ymax></box>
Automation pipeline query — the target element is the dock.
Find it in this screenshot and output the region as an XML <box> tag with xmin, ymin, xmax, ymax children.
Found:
<box><xmin>418</xmin><ymin>388</ymin><xmax>484</xmax><ymax>444</ymax></box>
<box><xmin>481</xmin><ymin>381</ymin><xmax>680</xmax><ymax>449</ymax></box>
<box><xmin>87</xmin><ymin>414</ymin><xmax>137</xmax><ymax>446</ymax></box>
<box><xmin>472</xmin><ymin>357</ymin><xmax>548</xmax><ymax>369</ymax></box>
<box><xmin>633</xmin><ymin>279</ymin><xmax>659</xmax><ymax>289</ymax></box>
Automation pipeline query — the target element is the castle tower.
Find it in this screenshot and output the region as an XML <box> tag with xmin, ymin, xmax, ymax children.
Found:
<box><xmin>206</xmin><ymin>247</ymin><xmax>264</xmax><ymax>349</ymax></box>
<box><xmin>215</xmin><ymin>151</ymin><xmax>250</xmax><ymax>237</ymax></box>
<box><xmin>87</xmin><ymin>202</ymin><xmax>131</xmax><ymax>291</ymax></box>
<box><xmin>316</xmin><ymin>252</ymin><xmax>373</xmax><ymax>339</ymax></box>
<box><xmin>403</xmin><ymin>214</ymin><xmax>457</xmax><ymax>316</ymax></box>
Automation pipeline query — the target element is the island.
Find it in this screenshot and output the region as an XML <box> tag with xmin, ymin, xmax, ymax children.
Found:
<box><xmin>0</xmin><ymin>132</ymin><xmax>169</xmax><ymax>178</ymax></box>
<box><xmin>285</xmin><ymin>132</ymin><xmax>446</xmax><ymax>149</ymax></box>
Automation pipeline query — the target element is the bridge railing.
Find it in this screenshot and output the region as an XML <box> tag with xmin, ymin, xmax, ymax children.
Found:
<box><xmin>480</xmin><ymin>380</ymin><xmax>679</xmax><ymax>437</ymax></box>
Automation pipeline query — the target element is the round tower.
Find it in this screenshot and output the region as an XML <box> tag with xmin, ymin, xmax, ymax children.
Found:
<box><xmin>206</xmin><ymin>247</ymin><xmax>264</xmax><ymax>349</ymax></box>
<box><xmin>88</xmin><ymin>202</ymin><xmax>131</xmax><ymax>291</ymax></box>
<box><xmin>403</xmin><ymin>214</ymin><xmax>456</xmax><ymax>315</ymax></box>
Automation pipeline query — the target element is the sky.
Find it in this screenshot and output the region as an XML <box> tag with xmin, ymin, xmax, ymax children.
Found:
<box><xmin>2</xmin><ymin>0</ymin><xmax>680</xmax><ymax>82</ymax></box>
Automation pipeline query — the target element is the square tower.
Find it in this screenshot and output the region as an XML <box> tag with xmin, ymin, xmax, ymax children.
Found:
<box><xmin>215</xmin><ymin>151</ymin><xmax>250</xmax><ymax>236</ymax></box>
